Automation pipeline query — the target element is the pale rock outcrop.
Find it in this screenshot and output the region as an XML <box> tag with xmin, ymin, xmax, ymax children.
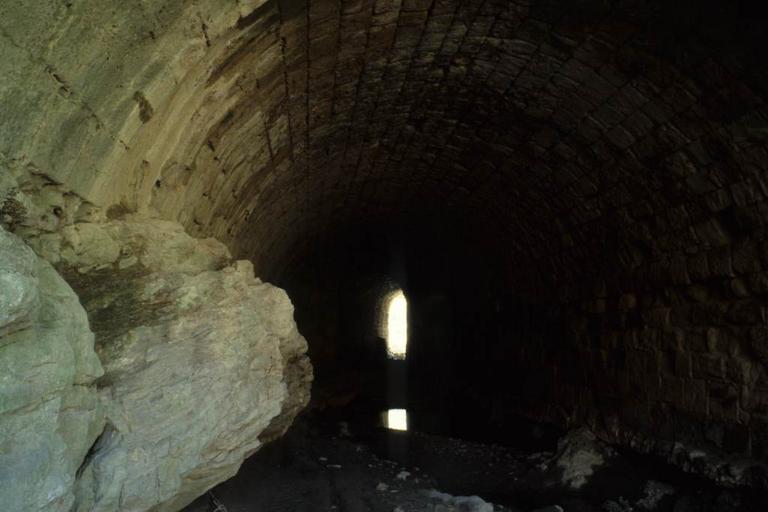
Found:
<box><xmin>1</xmin><ymin>214</ymin><xmax>312</xmax><ymax>512</ymax></box>
<box><xmin>424</xmin><ymin>490</ymin><xmax>496</xmax><ymax>512</ymax></box>
<box><xmin>37</xmin><ymin>217</ymin><xmax>314</xmax><ymax>511</ymax></box>
<box><xmin>0</xmin><ymin>226</ymin><xmax>104</xmax><ymax>512</ymax></box>
<box><xmin>0</xmin><ymin>163</ymin><xmax>102</xmax><ymax>239</ymax></box>
<box><xmin>552</xmin><ymin>428</ymin><xmax>615</xmax><ymax>489</ymax></box>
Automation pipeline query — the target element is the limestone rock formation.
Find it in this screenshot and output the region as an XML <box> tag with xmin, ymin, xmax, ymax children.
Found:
<box><xmin>0</xmin><ymin>226</ymin><xmax>104</xmax><ymax>512</ymax></box>
<box><xmin>46</xmin><ymin>218</ymin><xmax>314</xmax><ymax>511</ymax></box>
<box><xmin>1</xmin><ymin>216</ymin><xmax>311</xmax><ymax>512</ymax></box>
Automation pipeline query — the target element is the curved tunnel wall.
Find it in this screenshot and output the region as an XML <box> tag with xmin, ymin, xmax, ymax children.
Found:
<box><xmin>3</xmin><ymin>0</ymin><xmax>766</xmax><ymax>281</ymax></box>
<box><xmin>2</xmin><ymin>0</ymin><xmax>768</xmax><ymax>486</ymax></box>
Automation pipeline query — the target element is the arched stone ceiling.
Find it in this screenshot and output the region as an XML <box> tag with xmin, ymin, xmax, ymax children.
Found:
<box><xmin>2</xmin><ymin>0</ymin><xmax>767</xmax><ymax>292</ymax></box>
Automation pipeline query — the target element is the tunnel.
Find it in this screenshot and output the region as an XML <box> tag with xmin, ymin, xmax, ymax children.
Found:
<box><xmin>1</xmin><ymin>0</ymin><xmax>768</xmax><ymax>510</ymax></box>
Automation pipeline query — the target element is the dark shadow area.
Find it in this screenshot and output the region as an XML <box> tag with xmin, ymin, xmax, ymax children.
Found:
<box><xmin>276</xmin><ymin>213</ymin><xmax>567</xmax><ymax>440</ymax></box>
<box><xmin>183</xmin><ymin>407</ymin><xmax>768</xmax><ymax>512</ymax></box>
<box><xmin>186</xmin><ymin>213</ymin><xmax>768</xmax><ymax>510</ymax></box>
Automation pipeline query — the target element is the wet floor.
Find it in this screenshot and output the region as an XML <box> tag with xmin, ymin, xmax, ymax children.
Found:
<box><xmin>183</xmin><ymin>405</ymin><xmax>768</xmax><ymax>512</ymax></box>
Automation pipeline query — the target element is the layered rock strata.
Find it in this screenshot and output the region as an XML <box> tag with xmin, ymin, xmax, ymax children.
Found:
<box><xmin>0</xmin><ymin>227</ymin><xmax>103</xmax><ymax>512</ymax></box>
<box><xmin>1</xmin><ymin>219</ymin><xmax>312</xmax><ymax>512</ymax></box>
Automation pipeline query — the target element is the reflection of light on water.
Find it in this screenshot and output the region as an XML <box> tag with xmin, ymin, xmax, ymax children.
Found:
<box><xmin>386</xmin><ymin>409</ymin><xmax>408</xmax><ymax>431</ymax></box>
<box><xmin>386</xmin><ymin>291</ymin><xmax>408</xmax><ymax>359</ymax></box>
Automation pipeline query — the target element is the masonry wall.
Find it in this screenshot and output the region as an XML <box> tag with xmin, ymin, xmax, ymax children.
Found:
<box><xmin>490</xmin><ymin>238</ymin><xmax>768</xmax><ymax>487</ymax></box>
<box><xmin>279</xmin><ymin>215</ymin><xmax>768</xmax><ymax>487</ymax></box>
<box><xmin>2</xmin><ymin>0</ymin><xmax>768</xmax><ymax>494</ymax></box>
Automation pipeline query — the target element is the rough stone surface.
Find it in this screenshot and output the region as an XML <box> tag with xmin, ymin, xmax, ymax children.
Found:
<box><xmin>1</xmin><ymin>0</ymin><xmax>768</xmax><ymax>493</ymax></box>
<box><xmin>635</xmin><ymin>481</ymin><xmax>675</xmax><ymax>510</ymax></box>
<box><xmin>1</xmin><ymin>216</ymin><xmax>311</xmax><ymax>512</ymax></box>
<box><xmin>0</xmin><ymin>0</ymin><xmax>764</xmax><ymax>283</ymax></box>
<box><xmin>424</xmin><ymin>490</ymin><xmax>495</xmax><ymax>512</ymax></box>
<box><xmin>551</xmin><ymin>428</ymin><xmax>614</xmax><ymax>490</ymax></box>
<box><xmin>0</xmin><ymin>226</ymin><xmax>104</xmax><ymax>512</ymax></box>
<box><xmin>47</xmin><ymin>218</ymin><xmax>313</xmax><ymax>512</ymax></box>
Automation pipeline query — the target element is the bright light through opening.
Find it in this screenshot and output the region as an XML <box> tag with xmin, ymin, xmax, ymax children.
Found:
<box><xmin>386</xmin><ymin>290</ymin><xmax>408</xmax><ymax>359</ymax></box>
<box><xmin>386</xmin><ymin>409</ymin><xmax>408</xmax><ymax>431</ymax></box>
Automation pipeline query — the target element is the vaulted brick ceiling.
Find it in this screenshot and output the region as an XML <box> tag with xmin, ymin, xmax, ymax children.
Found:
<box><xmin>3</xmin><ymin>0</ymin><xmax>766</xmax><ymax>291</ymax></box>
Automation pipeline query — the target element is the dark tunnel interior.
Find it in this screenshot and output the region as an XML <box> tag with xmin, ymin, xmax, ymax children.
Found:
<box><xmin>191</xmin><ymin>1</ymin><xmax>768</xmax><ymax>508</ymax></box>
<box><xmin>3</xmin><ymin>0</ymin><xmax>768</xmax><ymax>510</ymax></box>
<box><xmin>277</xmin><ymin>214</ymin><xmax>565</xmax><ymax>439</ymax></box>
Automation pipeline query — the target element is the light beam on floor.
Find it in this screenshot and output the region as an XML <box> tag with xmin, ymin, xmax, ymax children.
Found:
<box><xmin>386</xmin><ymin>290</ymin><xmax>408</xmax><ymax>359</ymax></box>
<box><xmin>386</xmin><ymin>409</ymin><xmax>408</xmax><ymax>431</ymax></box>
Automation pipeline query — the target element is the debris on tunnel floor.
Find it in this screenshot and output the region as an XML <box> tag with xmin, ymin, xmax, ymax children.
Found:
<box><xmin>183</xmin><ymin>410</ymin><xmax>768</xmax><ymax>512</ymax></box>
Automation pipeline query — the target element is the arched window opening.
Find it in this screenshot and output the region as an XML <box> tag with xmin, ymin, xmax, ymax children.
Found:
<box><xmin>386</xmin><ymin>290</ymin><xmax>408</xmax><ymax>359</ymax></box>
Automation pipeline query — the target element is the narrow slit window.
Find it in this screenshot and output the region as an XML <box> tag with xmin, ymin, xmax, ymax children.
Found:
<box><xmin>386</xmin><ymin>290</ymin><xmax>408</xmax><ymax>359</ymax></box>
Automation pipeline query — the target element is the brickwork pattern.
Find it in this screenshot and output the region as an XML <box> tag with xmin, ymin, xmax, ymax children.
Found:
<box><xmin>1</xmin><ymin>0</ymin><xmax>768</xmax><ymax>480</ymax></box>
